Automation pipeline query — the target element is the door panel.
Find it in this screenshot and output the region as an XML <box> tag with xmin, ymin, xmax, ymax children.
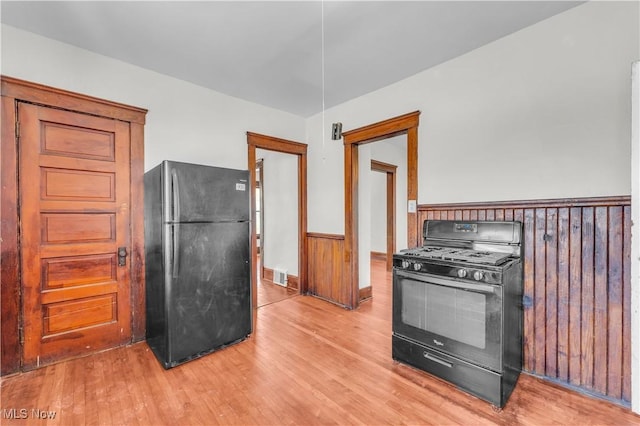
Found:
<box><xmin>41</xmin><ymin>213</ymin><xmax>116</xmax><ymax>243</ymax></box>
<box><xmin>41</xmin><ymin>168</ymin><xmax>115</xmax><ymax>201</ymax></box>
<box><xmin>42</xmin><ymin>254</ymin><xmax>117</xmax><ymax>288</ymax></box>
<box><xmin>19</xmin><ymin>103</ymin><xmax>132</xmax><ymax>369</ymax></box>
<box><xmin>41</xmin><ymin>122</ymin><xmax>116</xmax><ymax>161</ymax></box>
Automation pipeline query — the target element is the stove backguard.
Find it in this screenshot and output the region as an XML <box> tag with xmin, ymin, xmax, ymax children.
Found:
<box><xmin>422</xmin><ymin>220</ymin><xmax>523</xmax><ymax>258</ymax></box>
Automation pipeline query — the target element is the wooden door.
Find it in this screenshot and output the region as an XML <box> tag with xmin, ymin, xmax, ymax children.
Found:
<box><xmin>19</xmin><ymin>102</ymin><xmax>132</xmax><ymax>369</ymax></box>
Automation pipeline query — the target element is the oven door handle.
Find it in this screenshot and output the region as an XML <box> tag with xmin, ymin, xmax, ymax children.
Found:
<box><xmin>395</xmin><ymin>270</ymin><xmax>497</xmax><ymax>294</ymax></box>
<box><xmin>423</xmin><ymin>351</ymin><xmax>453</xmax><ymax>368</ymax></box>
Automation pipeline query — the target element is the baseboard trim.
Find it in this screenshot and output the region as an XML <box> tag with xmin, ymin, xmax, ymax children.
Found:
<box><xmin>370</xmin><ymin>251</ymin><xmax>387</xmax><ymax>262</ymax></box>
<box><xmin>359</xmin><ymin>286</ymin><xmax>372</xmax><ymax>302</ymax></box>
<box><xmin>262</xmin><ymin>266</ymin><xmax>299</xmax><ymax>290</ymax></box>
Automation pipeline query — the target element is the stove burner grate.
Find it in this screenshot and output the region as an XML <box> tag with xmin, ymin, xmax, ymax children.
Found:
<box><xmin>400</xmin><ymin>246</ymin><xmax>511</xmax><ymax>266</ymax></box>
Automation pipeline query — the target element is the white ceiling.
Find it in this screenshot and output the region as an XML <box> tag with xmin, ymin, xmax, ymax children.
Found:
<box><xmin>1</xmin><ymin>1</ymin><xmax>584</xmax><ymax>117</ymax></box>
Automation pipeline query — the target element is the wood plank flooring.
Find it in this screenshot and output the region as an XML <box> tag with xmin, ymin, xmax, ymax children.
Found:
<box><xmin>257</xmin><ymin>265</ymin><xmax>298</xmax><ymax>308</ymax></box>
<box><xmin>2</xmin><ymin>260</ymin><xmax>639</xmax><ymax>425</ymax></box>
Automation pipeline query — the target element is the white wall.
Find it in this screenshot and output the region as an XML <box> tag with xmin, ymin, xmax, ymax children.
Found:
<box><xmin>306</xmin><ymin>119</ymin><xmax>346</xmax><ymax>235</ymax></box>
<box><xmin>358</xmin><ymin>145</ymin><xmax>372</xmax><ymax>288</ymax></box>
<box><xmin>371</xmin><ymin>137</ymin><xmax>408</xmax><ymax>252</ymax></box>
<box><xmin>369</xmin><ymin>138</ymin><xmax>410</xmax><ymax>254</ymax></box>
<box><xmin>370</xmin><ymin>171</ymin><xmax>387</xmax><ymax>254</ymax></box>
<box><xmin>257</xmin><ymin>149</ymin><xmax>299</xmax><ymax>276</ymax></box>
<box><xmin>0</xmin><ymin>24</ymin><xmax>306</xmax><ymax>172</ymax></box>
<box><xmin>306</xmin><ymin>1</ymin><xmax>639</xmax><ymax>236</ymax></box>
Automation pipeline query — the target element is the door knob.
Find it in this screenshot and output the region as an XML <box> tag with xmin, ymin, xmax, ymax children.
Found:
<box><xmin>118</xmin><ymin>247</ymin><xmax>128</xmax><ymax>266</ymax></box>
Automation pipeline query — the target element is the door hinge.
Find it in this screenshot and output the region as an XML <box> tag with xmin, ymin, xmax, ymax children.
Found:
<box><xmin>19</xmin><ymin>325</ymin><xmax>24</xmax><ymax>345</ymax></box>
<box><xmin>15</xmin><ymin>120</ymin><xmax>20</xmax><ymax>140</ymax></box>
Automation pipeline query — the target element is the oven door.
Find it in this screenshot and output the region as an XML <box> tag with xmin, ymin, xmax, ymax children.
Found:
<box><xmin>393</xmin><ymin>268</ymin><xmax>502</xmax><ymax>372</ymax></box>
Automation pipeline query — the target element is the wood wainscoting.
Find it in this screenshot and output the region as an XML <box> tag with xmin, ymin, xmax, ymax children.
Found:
<box><xmin>306</xmin><ymin>233</ymin><xmax>348</xmax><ymax>307</ymax></box>
<box><xmin>419</xmin><ymin>196</ymin><xmax>631</xmax><ymax>406</ymax></box>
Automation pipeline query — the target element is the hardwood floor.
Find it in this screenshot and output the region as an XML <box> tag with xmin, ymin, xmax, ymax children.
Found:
<box><xmin>256</xmin><ymin>256</ymin><xmax>298</xmax><ymax>307</ymax></box>
<box><xmin>2</xmin><ymin>259</ymin><xmax>639</xmax><ymax>425</ymax></box>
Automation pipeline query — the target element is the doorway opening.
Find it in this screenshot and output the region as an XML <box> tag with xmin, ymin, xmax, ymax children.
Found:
<box><xmin>255</xmin><ymin>149</ymin><xmax>298</xmax><ymax>307</ymax></box>
<box><xmin>371</xmin><ymin>159</ymin><xmax>397</xmax><ymax>272</ymax></box>
<box><xmin>247</xmin><ymin>132</ymin><xmax>308</xmax><ymax>311</ymax></box>
<box><xmin>342</xmin><ymin>111</ymin><xmax>420</xmax><ymax>309</ymax></box>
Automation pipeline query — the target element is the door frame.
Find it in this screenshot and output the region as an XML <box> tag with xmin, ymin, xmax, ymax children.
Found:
<box><xmin>255</xmin><ymin>158</ymin><xmax>264</xmax><ymax>275</ymax></box>
<box><xmin>247</xmin><ymin>132</ymin><xmax>308</xmax><ymax>311</ymax></box>
<box><xmin>342</xmin><ymin>111</ymin><xmax>420</xmax><ymax>309</ymax></box>
<box><xmin>371</xmin><ymin>159</ymin><xmax>397</xmax><ymax>271</ymax></box>
<box><xmin>0</xmin><ymin>76</ymin><xmax>147</xmax><ymax>375</ymax></box>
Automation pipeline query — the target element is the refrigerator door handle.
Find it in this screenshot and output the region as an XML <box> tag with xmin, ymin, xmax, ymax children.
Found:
<box><xmin>171</xmin><ymin>169</ymin><xmax>180</xmax><ymax>222</ymax></box>
<box><xmin>171</xmin><ymin>225</ymin><xmax>180</xmax><ymax>278</ymax></box>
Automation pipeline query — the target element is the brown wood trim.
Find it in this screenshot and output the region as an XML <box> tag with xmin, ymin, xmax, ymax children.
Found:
<box><xmin>359</xmin><ymin>286</ymin><xmax>373</xmax><ymax>302</ymax></box>
<box><xmin>1</xmin><ymin>76</ymin><xmax>147</xmax><ymax>124</ymax></box>
<box><xmin>370</xmin><ymin>159</ymin><xmax>397</xmax><ymax>174</ymax></box>
<box><xmin>299</xmin><ymin>151</ymin><xmax>308</xmax><ymax>296</ymax></box>
<box><xmin>263</xmin><ymin>267</ymin><xmax>273</xmax><ymax>282</ymax></box>
<box><xmin>419</xmin><ymin>195</ymin><xmax>631</xmax><ymax>211</ymax></box>
<box><xmin>247</xmin><ymin>132</ymin><xmax>307</xmax><ymax>155</ymax></box>
<box><xmin>343</xmin><ymin>111</ymin><xmax>420</xmax><ymax>309</ymax></box>
<box><xmin>407</xmin><ymin>127</ymin><xmax>419</xmax><ymax>248</ymax></box>
<box><xmin>248</xmin><ymin>145</ymin><xmax>258</xmax><ymax>317</ymax></box>
<box><xmin>344</xmin><ymin>143</ymin><xmax>359</xmax><ymax>308</ymax></box>
<box><xmin>129</xmin><ymin>122</ymin><xmax>146</xmax><ymax>342</ymax></box>
<box><xmin>1</xmin><ymin>78</ymin><xmax>147</xmax><ymax>375</ymax></box>
<box><xmin>387</xmin><ymin>171</ymin><xmax>396</xmax><ymax>270</ymax></box>
<box><xmin>342</xmin><ymin>111</ymin><xmax>420</xmax><ymax>145</ymax></box>
<box><xmin>287</xmin><ymin>275</ymin><xmax>299</xmax><ymax>291</ymax></box>
<box><xmin>370</xmin><ymin>252</ymin><xmax>387</xmax><ymax>261</ymax></box>
<box><xmin>247</xmin><ymin>132</ymin><xmax>308</xmax><ymax>316</ymax></box>
<box><xmin>307</xmin><ymin>233</ymin><xmax>345</xmax><ymax>240</ymax></box>
<box><xmin>1</xmin><ymin>95</ymin><xmax>20</xmax><ymax>375</ymax></box>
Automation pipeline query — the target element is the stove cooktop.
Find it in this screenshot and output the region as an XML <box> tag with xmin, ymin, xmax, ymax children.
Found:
<box><xmin>397</xmin><ymin>246</ymin><xmax>512</xmax><ymax>266</ymax></box>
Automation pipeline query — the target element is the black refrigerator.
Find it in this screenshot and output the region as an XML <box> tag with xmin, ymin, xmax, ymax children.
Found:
<box><xmin>144</xmin><ymin>160</ymin><xmax>252</xmax><ymax>369</ymax></box>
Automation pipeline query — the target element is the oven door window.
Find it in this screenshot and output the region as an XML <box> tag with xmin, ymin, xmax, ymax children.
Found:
<box><xmin>393</xmin><ymin>271</ymin><xmax>503</xmax><ymax>372</ymax></box>
<box><xmin>402</xmin><ymin>280</ymin><xmax>486</xmax><ymax>349</ymax></box>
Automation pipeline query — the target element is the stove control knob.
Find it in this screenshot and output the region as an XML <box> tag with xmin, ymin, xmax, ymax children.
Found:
<box><xmin>413</xmin><ymin>263</ymin><xmax>422</xmax><ymax>271</ymax></box>
<box><xmin>401</xmin><ymin>260</ymin><xmax>410</xmax><ymax>269</ymax></box>
<box><xmin>457</xmin><ymin>269</ymin><xmax>467</xmax><ymax>278</ymax></box>
<box><xmin>473</xmin><ymin>271</ymin><xmax>484</xmax><ymax>281</ymax></box>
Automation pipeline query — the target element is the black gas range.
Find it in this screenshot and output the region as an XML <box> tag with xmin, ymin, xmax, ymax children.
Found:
<box><xmin>392</xmin><ymin>220</ymin><xmax>523</xmax><ymax>408</ymax></box>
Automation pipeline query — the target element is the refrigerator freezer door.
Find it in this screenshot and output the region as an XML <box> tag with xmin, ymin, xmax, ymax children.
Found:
<box><xmin>166</xmin><ymin>221</ymin><xmax>251</xmax><ymax>365</ymax></box>
<box><xmin>163</xmin><ymin>161</ymin><xmax>250</xmax><ymax>223</ymax></box>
